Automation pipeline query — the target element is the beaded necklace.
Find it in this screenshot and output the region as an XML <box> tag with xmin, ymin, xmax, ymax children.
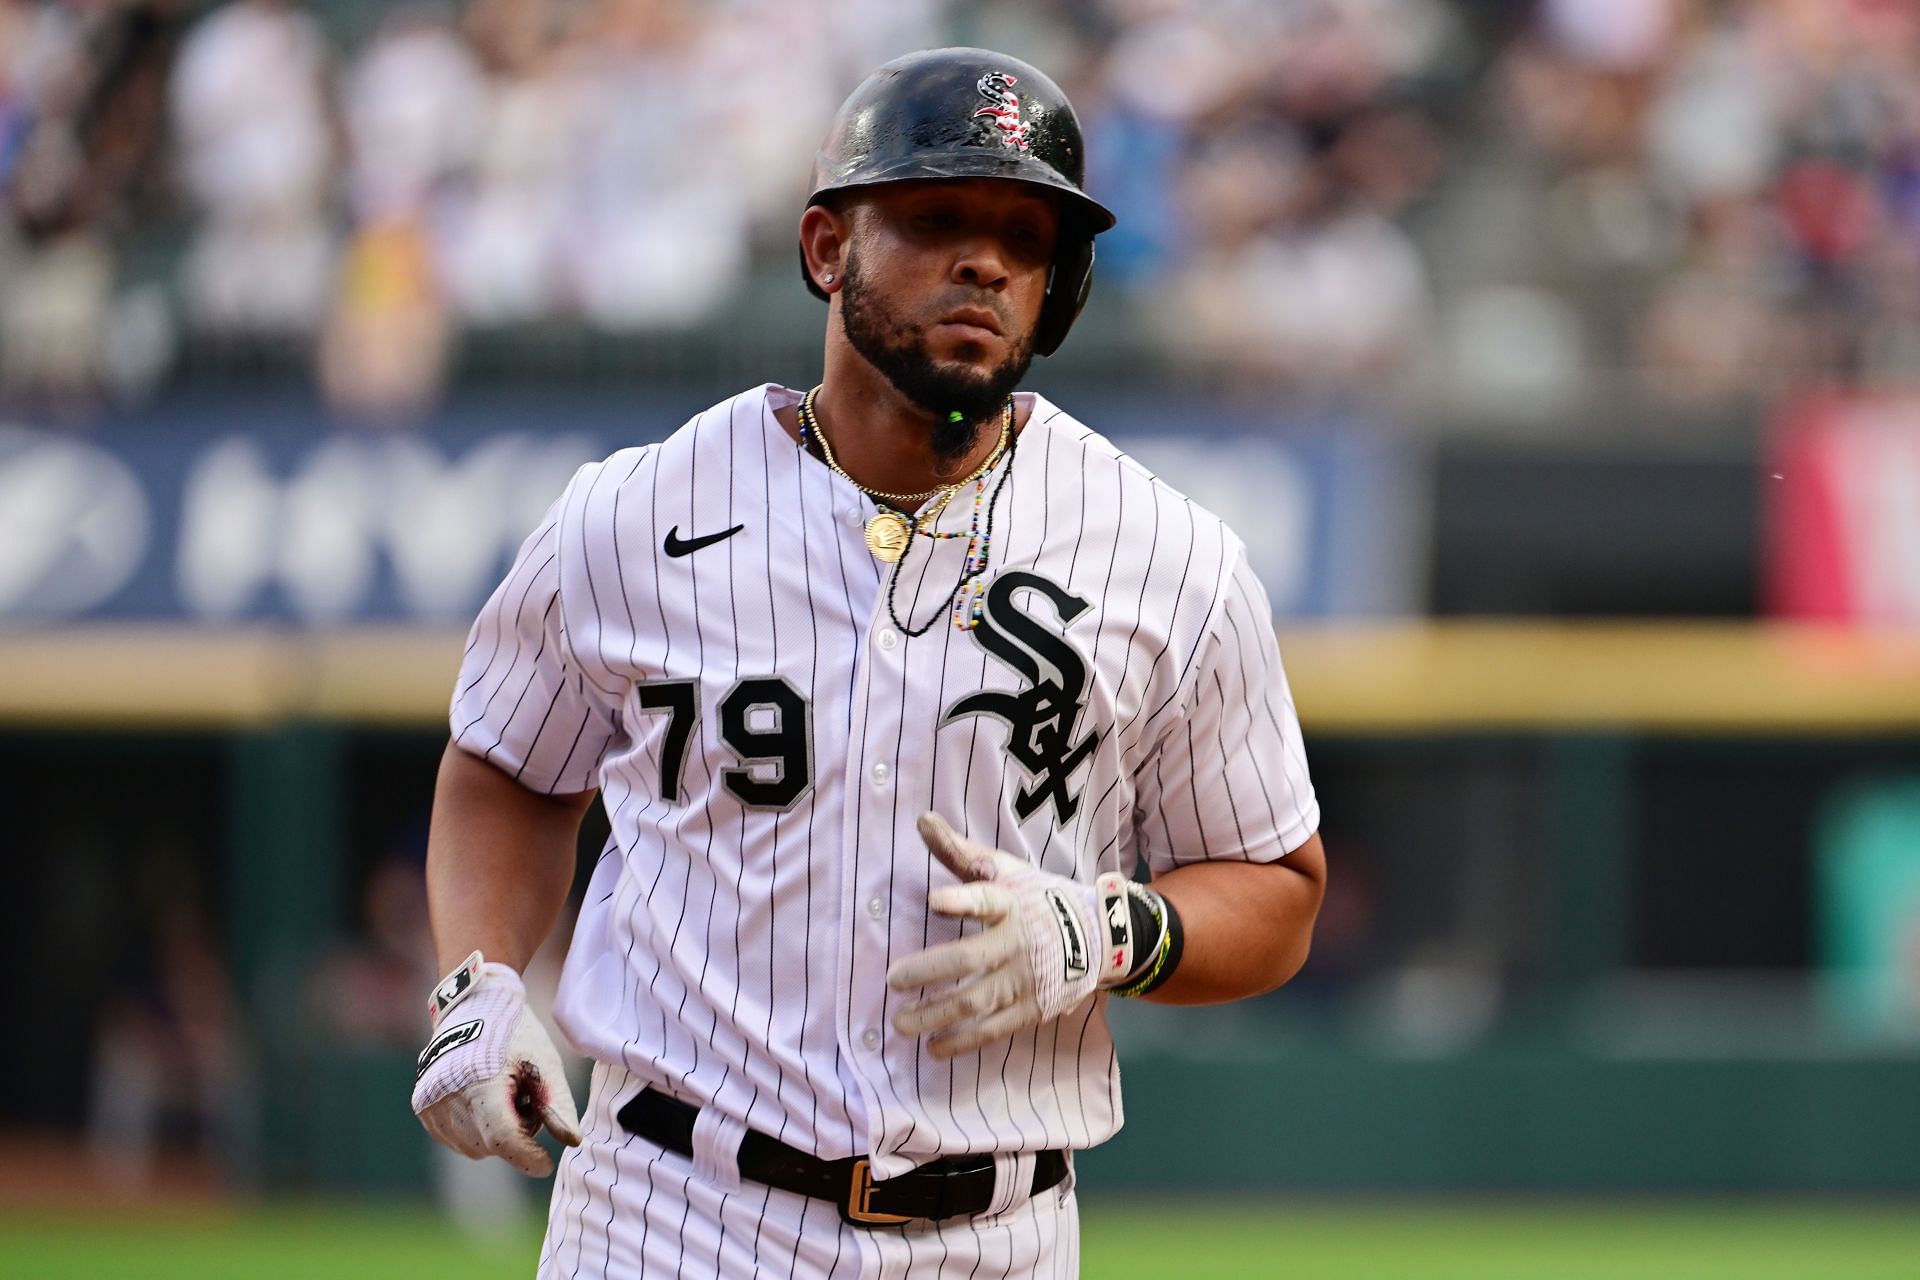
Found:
<box><xmin>792</xmin><ymin>386</ymin><xmax>1016</xmax><ymax>635</ymax></box>
<box><xmin>887</xmin><ymin>415</ymin><xmax>1015</xmax><ymax>637</ymax></box>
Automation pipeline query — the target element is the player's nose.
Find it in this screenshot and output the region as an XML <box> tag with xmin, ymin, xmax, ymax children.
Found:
<box><xmin>951</xmin><ymin>241</ymin><xmax>1011</xmax><ymax>291</ymax></box>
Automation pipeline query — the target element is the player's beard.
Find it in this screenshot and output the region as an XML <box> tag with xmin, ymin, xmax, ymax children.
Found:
<box><xmin>839</xmin><ymin>249</ymin><xmax>1035</xmax><ymax>466</ymax></box>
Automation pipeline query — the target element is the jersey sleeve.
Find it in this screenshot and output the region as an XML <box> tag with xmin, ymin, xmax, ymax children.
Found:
<box><xmin>450</xmin><ymin>467</ymin><xmax>622</xmax><ymax>795</ymax></box>
<box><xmin>1133</xmin><ymin>545</ymin><xmax>1319</xmax><ymax>874</ymax></box>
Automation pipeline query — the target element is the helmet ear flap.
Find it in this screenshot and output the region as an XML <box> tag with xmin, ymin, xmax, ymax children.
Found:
<box><xmin>1034</xmin><ymin>237</ymin><xmax>1094</xmax><ymax>358</ymax></box>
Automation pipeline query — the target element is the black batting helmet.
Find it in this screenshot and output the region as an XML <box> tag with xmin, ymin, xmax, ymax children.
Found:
<box><xmin>802</xmin><ymin>48</ymin><xmax>1117</xmax><ymax>358</ymax></box>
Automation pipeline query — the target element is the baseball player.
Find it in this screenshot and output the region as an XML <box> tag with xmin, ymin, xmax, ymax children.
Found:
<box><xmin>411</xmin><ymin>48</ymin><xmax>1325</xmax><ymax>1278</ymax></box>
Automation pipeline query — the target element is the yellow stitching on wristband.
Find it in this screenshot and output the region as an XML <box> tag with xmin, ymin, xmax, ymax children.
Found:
<box><xmin>1114</xmin><ymin>921</ymin><xmax>1172</xmax><ymax>998</ymax></box>
<box><xmin>1105</xmin><ymin>885</ymin><xmax>1163</xmax><ymax>993</ymax></box>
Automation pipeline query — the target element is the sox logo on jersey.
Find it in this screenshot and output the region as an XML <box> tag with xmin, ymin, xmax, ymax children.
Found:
<box><xmin>450</xmin><ymin>383</ymin><xmax>1318</xmax><ymax>1278</ymax></box>
<box><xmin>943</xmin><ymin>572</ymin><xmax>1100</xmax><ymax>824</ymax></box>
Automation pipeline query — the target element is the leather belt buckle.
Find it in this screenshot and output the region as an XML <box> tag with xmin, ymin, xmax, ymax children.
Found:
<box><xmin>842</xmin><ymin>1156</ymin><xmax>915</xmax><ymax>1227</ymax></box>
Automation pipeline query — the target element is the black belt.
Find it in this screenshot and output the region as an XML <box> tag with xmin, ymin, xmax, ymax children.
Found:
<box><xmin>616</xmin><ymin>1086</ymin><xmax>1068</xmax><ymax>1227</ymax></box>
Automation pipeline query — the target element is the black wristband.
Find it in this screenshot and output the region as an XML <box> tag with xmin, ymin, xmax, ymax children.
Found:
<box><xmin>1113</xmin><ymin>885</ymin><xmax>1184</xmax><ymax>998</ymax></box>
<box><xmin>1131</xmin><ymin>889</ymin><xmax>1183</xmax><ymax>997</ymax></box>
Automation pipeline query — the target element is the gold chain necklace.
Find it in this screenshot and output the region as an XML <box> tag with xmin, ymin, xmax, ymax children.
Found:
<box><xmin>798</xmin><ymin>386</ymin><xmax>1013</xmax><ymax>562</ymax></box>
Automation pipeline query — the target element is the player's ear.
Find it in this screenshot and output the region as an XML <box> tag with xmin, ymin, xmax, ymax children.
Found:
<box><xmin>800</xmin><ymin>203</ymin><xmax>848</xmax><ymax>295</ymax></box>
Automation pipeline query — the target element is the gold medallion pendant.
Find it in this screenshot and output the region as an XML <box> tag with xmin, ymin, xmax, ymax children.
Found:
<box><xmin>865</xmin><ymin>511</ymin><xmax>911</xmax><ymax>563</ymax></box>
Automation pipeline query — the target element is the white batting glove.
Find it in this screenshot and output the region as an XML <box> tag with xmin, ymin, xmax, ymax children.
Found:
<box><xmin>411</xmin><ymin>952</ymin><xmax>582</xmax><ymax>1176</ymax></box>
<box><xmin>886</xmin><ymin>812</ymin><xmax>1136</xmax><ymax>1058</ymax></box>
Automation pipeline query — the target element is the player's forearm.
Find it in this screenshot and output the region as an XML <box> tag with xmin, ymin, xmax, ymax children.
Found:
<box><xmin>425</xmin><ymin>741</ymin><xmax>594</xmax><ymax>975</ymax></box>
<box><xmin>1141</xmin><ymin>832</ymin><xmax>1326</xmax><ymax>1005</ymax></box>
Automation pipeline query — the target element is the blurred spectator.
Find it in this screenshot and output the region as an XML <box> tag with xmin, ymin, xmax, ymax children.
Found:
<box><xmin>340</xmin><ymin>3</ymin><xmax>483</xmax><ymax>226</ymax></box>
<box><xmin>309</xmin><ymin>853</ymin><xmax>437</xmax><ymax>1050</ymax></box>
<box><xmin>320</xmin><ymin>3</ymin><xmax>474</xmax><ymax>424</ymax></box>
<box><xmin>431</xmin><ymin>0</ymin><xmax>575</xmax><ymax>324</ymax></box>
<box><xmin>551</xmin><ymin>0</ymin><xmax>751</xmax><ymax>329</ymax></box>
<box><xmin>169</xmin><ymin>0</ymin><xmax>334</xmax><ymax>335</ymax></box>
<box><xmin>319</xmin><ymin>215</ymin><xmax>451</xmax><ymax>423</ymax></box>
<box><xmin>86</xmin><ymin>851</ymin><xmax>252</xmax><ymax>1194</ymax></box>
<box><xmin>0</xmin><ymin>0</ymin><xmax>183</xmax><ymax>411</ymax></box>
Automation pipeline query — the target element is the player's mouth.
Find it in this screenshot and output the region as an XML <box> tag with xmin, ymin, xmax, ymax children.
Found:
<box><xmin>934</xmin><ymin>307</ymin><xmax>1004</xmax><ymax>342</ymax></box>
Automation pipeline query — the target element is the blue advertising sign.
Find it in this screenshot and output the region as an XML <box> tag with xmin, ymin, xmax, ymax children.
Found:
<box><xmin>0</xmin><ymin>391</ymin><xmax>1420</xmax><ymax>624</ymax></box>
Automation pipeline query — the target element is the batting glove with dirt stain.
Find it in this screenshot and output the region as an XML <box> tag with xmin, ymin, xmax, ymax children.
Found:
<box><xmin>411</xmin><ymin>952</ymin><xmax>581</xmax><ymax>1176</ymax></box>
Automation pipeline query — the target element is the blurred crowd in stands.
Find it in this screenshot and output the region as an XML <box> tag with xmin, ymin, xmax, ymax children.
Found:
<box><xmin>2</xmin><ymin>0</ymin><xmax>1918</xmax><ymax>425</ymax></box>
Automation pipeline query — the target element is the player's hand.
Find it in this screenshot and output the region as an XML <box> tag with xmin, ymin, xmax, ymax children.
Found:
<box><xmin>411</xmin><ymin>953</ymin><xmax>582</xmax><ymax>1176</ymax></box>
<box><xmin>887</xmin><ymin>812</ymin><xmax>1129</xmax><ymax>1058</ymax></box>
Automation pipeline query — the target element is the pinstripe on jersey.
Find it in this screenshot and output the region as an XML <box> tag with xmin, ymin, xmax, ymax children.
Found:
<box><xmin>452</xmin><ymin>383</ymin><xmax>1317</xmax><ymax>1274</ymax></box>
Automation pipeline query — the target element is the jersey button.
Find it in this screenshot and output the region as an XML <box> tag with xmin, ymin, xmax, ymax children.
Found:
<box><xmin>876</xmin><ymin>628</ymin><xmax>899</xmax><ymax>652</ymax></box>
<box><xmin>844</xmin><ymin>508</ymin><xmax>863</xmax><ymax>529</ymax></box>
<box><xmin>870</xmin><ymin>761</ymin><xmax>891</xmax><ymax>787</ymax></box>
<box><xmin>862</xmin><ymin>1028</ymin><xmax>881</xmax><ymax>1051</ymax></box>
<box><xmin>866</xmin><ymin>896</ymin><xmax>885</xmax><ymax>921</ymax></box>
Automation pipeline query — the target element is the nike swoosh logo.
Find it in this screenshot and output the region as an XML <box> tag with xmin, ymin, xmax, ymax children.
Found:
<box><xmin>663</xmin><ymin>524</ymin><xmax>745</xmax><ymax>557</ymax></box>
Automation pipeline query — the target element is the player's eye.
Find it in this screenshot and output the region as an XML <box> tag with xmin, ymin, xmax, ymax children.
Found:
<box><xmin>1009</xmin><ymin>224</ymin><xmax>1052</xmax><ymax>257</ymax></box>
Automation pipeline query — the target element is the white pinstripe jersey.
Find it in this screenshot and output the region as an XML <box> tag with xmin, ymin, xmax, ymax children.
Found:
<box><xmin>451</xmin><ymin>383</ymin><xmax>1318</xmax><ymax>1182</ymax></box>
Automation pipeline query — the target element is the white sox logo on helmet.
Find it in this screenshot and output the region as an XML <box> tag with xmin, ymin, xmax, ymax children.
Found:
<box><xmin>974</xmin><ymin>71</ymin><xmax>1031</xmax><ymax>151</ymax></box>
